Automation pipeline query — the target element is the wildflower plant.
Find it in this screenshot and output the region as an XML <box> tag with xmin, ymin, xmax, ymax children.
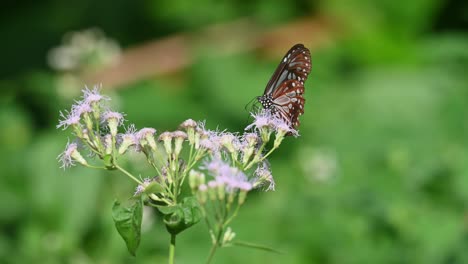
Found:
<box><xmin>58</xmin><ymin>86</ymin><xmax>298</xmax><ymax>263</ymax></box>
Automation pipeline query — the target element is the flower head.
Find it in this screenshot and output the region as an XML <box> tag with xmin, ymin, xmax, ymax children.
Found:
<box><xmin>72</xmin><ymin>101</ymin><xmax>93</xmax><ymax>116</ymax></box>
<box><xmin>102</xmin><ymin>110</ymin><xmax>124</xmax><ymax>136</ymax></box>
<box><xmin>57</xmin><ymin>141</ymin><xmax>88</xmax><ymax>169</ymax></box>
<box><xmin>204</xmin><ymin>157</ymin><xmax>252</xmax><ymax>193</ymax></box>
<box><xmin>82</xmin><ymin>85</ymin><xmax>109</xmax><ymax>104</ymax></box>
<box><xmin>245</xmin><ymin>110</ymin><xmax>273</xmax><ymax>131</ymax></box>
<box><xmin>118</xmin><ymin>124</ymin><xmax>138</xmax><ymax>154</ymax></box>
<box><xmin>137</xmin><ymin>127</ymin><xmax>157</xmax><ymax>151</ymax></box>
<box><xmin>158</xmin><ymin>132</ymin><xmax>173</xmax><ymax>155</ymax></box>
<box><xmin>220</xmin><ymin>132</ymin><xmax>240</xmax><ymax>153</ymax></box>
<box><xmin>246</xmin><ymin>110</ymin><xmax>298</xmax><ymax>136</ymax></box>
<box><xmin>180</xmin><ymin>119</ymin><xmax>197</xmax><ymax>130</ymax></box>
<box><xmin>253</xmin><ymin>163</ymin><xmax>275</xmax><ymax>191</ymax></box>
<box><xmin>57</xmin><ymin>110</ymin><xmax>81</xmax><ymax>130</ymax></box>
<box><xmin>172</xmin><ymin>131</ymin><xmax>187</xmax><ymax>156</ymax></box>
<box><xmin>180</xmin><ymin>119</ymin><xmax>198</xmax><ymax>145</ymax></box>
<box><xmin>134</xmin><ymin>178</ymin><xmax>153</xmax><ymax>196</ymax></box>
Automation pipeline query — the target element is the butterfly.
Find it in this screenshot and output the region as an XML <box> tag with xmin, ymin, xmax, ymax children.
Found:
<box><xmin>257</xmin><ymin>44</ymin><xmax>311</xmax><ymax>130</ymax></box>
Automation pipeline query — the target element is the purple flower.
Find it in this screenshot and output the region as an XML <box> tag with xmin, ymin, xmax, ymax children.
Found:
<box><xmin>199</xmin><ymin>130</ymin><xmax>223</xmax><ymax>153</ymax></box>
<box><xmin>134</xmin><ymin>178</ymin><xmax>153</xmax><ymax>196</ymax></box>
<box><xmin>220</xmin><ymin>132</ymin><xmax>241</xmax><ymax>153</ymax></box>
<box><xmin>102</xmin><ymin>110</ymin><xmax>125</xmax><ymax>136</ymax></box>
<box><xmin>137</xmin><ymin>128</ymin><xmax>156</xmax><ymax>140</ymax></box>
<box><xmin>245</xmin><ymin>110</ymin><xmax>272</xmax><ymax>131</ymax></box>
<box><xmin>57</xmin><ymin>110</ymin><xmax>81</xmax><ymax>130</ymax></box>
<box><xmin>58</xmin><ymin>141</ymin><xmax>78</xmax><ymax>168</ymax></box>
<box><xmin>271</xmin><ymin>117</ymin><xmax>298</xmax><ymax>137</ymax></box>
<box><xmin>82</xmin><ymin>85</ymin><xmax>109</xmax><ymax>104</ymax></box>
<box><xmin>243</xmin><ymin>133</ymin><xmax>259</xmax><ymax>146</ymax></box>
<box><xmin>118</xmin><ymin>125</ymin><xmax>139</xmax><ymax>154</ymax></box>
<box><xmin>203</xmin><ymin>157</ymin><xmax>251</xmax><ymax>192</ymax></box>
<box><xmin>72</xmin><ymin>101</ymin><xmax>93</xmax><ymax>116</ymax></box>
<box><xmin>57</xmin><ymin>141</ymin><xmax>87</xmax><ymax>169</ymax></box>
<box><xmin>102</xmin><ymin>110</ymin><xmax>124</xmax><ymax>125</ymax></box>
<box><xmin>253</xmin><ymin>163</ymin><xmax>275</xmax><ymax>191</ymax></box>
<box><xmin>199</xmin><ymin>184</ymin><xmax>208</xmax><ymax>191</ymax></box>
<box><xmin>180</xmin><ymin>119</ymin><xmax>197</xmax><ymax>129</ymax></box>
<box><xmin>245</xmin><ymin>110</ymin><xmax>298</xmax><ymax>136</ymax></box>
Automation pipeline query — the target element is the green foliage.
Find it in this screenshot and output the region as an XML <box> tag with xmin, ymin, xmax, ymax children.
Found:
<box><xmin>112</xmin><ymin>198</ymin><xmax>143</xmax><ymax>256</ymax></box>
<box><xmin>163</xmin><ymin>197</ymin><xmax>202</xmax><ymax>235</ymax></box>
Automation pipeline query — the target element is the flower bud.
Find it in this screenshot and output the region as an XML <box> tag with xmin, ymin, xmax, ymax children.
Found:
<box><xmin>71</xmin><ymin>148</ymin><xmax>88</xmax><ymax>166</ymax></box>
<box><xmin>238</xmin><ymin>190</ymin><xmax>248</xmax><ymax>205</ymax></box>
<box><xmin>217</xmin><ymin>182</ymin><xmax>225</xmax><ymax>201</ymax></box>
<box><xmin>59</xmin><ymin>142</ymin><xmax>88</xmax><ymax>169</ymax></box>
<box><xmin>197</xmin><ymin>184</ymin><xmax>208</xmax><ymax>204</ymax></box>
<box><xmin>138</xmin><ymin>128</ymin><xmax>157</xmax><ymax>152</ymax></box>
<box><xmin>103</xmin><ymin>111</ymin><xmax>124</xmax><ymax>137</ymax></box>
<box><xmin>208</xmin><ymin>181</ymin><xmax>218</xmax><ymax>201</ymax></box>
<box><xmin>180</xmin><ymin>119</ymin><xmax>197</xmax><ymax>145</ymax></box>
<box><xmin>220</xmin><ymin>133</ymin><xmax>237</xmax><ymax>153</ymax></box>
<box><xmin>222</xmin><ymin>227</ymin><xmax>236</xmax><ymax>245</ymax></box>
<box><xmin>104</xmin><ymin>134</ymin><xmax>113</xmax><ymax>155</ymax></box>
<box><xmin>260</xmin><ymin>128</ymin><xmax>272</xmax><ymax>143</ymax></box>
<box><xmin>189</xmin><ymin>170</ymin><xmax>205</xmax><ymax>192</ymax></box>
<box><xmin>238</xmin><ymin>182</ymin><xmax>252</xmax><ymax>205</ymax></box>
<box><xmin>172</xmin><ymin>131</ymin><xmax>187</xmax><ymax>157</ymax></box>
<box><xmin>158</xmin><ymin>132</ymin><xmax>173</xmax><ymax>155</ymax></box>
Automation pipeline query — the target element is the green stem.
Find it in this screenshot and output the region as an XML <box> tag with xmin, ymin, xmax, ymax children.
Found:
<box><xmin>206</xmin><ymin>228</ymin><xmax>223</xmax><ymax>264</ymax></box>
<box><xmin>83</xmin><ymin>164</ymin><xmax>106</xmax><ymax>170</ymax></box>
<box><xmin>206</xmin><ymin>243</ymin><xmax>218</xmax><ymax>264</ymax></box>
<box><xmin>169</xmin><ymin>234</ymin><xmax>176</xmax><ymax>264</ymax></box>
<box><xmin>114</xmin><ymin>163</ymin><xmax>142</xmax><ymax>185</ymax></box>
<box><xmin>244</xmin><ymin>142</ymin><xmax>267</xmax><ymax>170</ymax></box>
<box><xmin>223</xmin><ymin>204</ymin><xmax>241</xmax><ymax>228</ymax></box>
<box><xmin>257</xmin><ymin>146</ymin><xmax>277</xmax><ymax>163</ymax></box>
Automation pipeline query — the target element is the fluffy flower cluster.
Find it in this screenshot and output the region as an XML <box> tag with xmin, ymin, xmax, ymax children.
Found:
<box><xmin>58</xmin><ymin>86</ymin><xmax>298</xmax><ymax>252</ymax></box>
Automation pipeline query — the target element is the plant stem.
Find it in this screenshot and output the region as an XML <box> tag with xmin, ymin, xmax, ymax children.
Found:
<box><xmin>114</xmin><ymin>163</ymin><xmax>142</xmax><ymax>184</ymax></box>
<box><xmin>206</xmin><ymin>226</ymin><xmax>224</xmax><ymax>264</ymax></box>
<box><xmin>169</xmin><ymin>234</ymin><xmax>176</xmax><ymax>264</ymax></box>
<box><xmin>206</xmin><ymin>240</ymin><xmax>219</xmax><ymax>264</ymax></box>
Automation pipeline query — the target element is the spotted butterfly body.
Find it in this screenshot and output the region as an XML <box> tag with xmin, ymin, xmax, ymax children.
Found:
<box><xmin>257</xmin><ymin>44</ymin><xmax>311</xmax><ymax>130</ymax></box>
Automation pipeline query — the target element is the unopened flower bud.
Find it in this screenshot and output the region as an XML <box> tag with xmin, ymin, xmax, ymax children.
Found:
<box><xmin>197</xmin><ymin>184</ymin><xmax>208</xmax><ymax>204</ymax></box>
<box><xmin>208</xmin><ymin>181</ymin><xmax>218</xmax><ymax>201</ymax></box>
<box><xmin>103</xmin><ymin>111</ymin><xmax>124</xmax><ymax>137</ymax></box>
<box><xmin>189</xmin><ymin>170</ymin><xmax>205</xmax><ymax>192</ymax></box>
<box><xmin>217</xmin><ymin>182</ymin><xmax>225</xmax><ymax>200</ymax></box>
<box><xmin>172</xmin><ymin>131</ymin><xmax>187</xmax><ymax>157</ymax></box>
<box><xmin>238</xmin><ymin>182</ymin><xmax>252</xmax><ymax>205</ymax></box>
<box><xmin>180</xmin><ymin>119</ymin><xmax>197</xmax><ymax>145</ymax></box>
<box><xmin>138</xmin><ymin>128</ymin><xmax>157</xmax><ymax>151</ymax></box>
<box><xmin>58</xmin><ymin>142</ymin><xmax>88</xmax><ymax>169</ymax></box>
<box><xmin>158</xmin><ymin>132</ymin><xmax>173</xmax><ymax>155</ymax></box>
<box><xmin>222</xmin><ymin>227</ymin><xmax>236</xmax><ymax>245</ymax></box>
<box><xmin>220</xmin><ymin>133</ymin><xmax>237</xmax><ymax>153</ymax></box>
<box><xmin>104</xmin><ymin>134</ymin><xmax>113</xmax><ymax>155</ymax></box>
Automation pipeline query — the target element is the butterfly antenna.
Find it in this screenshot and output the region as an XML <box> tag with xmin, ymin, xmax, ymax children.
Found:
<box><xmin>244</xmin><ymin>96</ymin><xmax>258</xmax><ymax>112</ymax></box>
<box><xmin>244</xmin><ymin>96</ymin><xmax>261</xmax><ymax>126</ymax></box>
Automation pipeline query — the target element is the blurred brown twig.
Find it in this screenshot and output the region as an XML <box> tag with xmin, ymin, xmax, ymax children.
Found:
<box><xmin>84</xmin><ymin>16</ymin><xmax>337</xmax><ymax>89</ymax></box>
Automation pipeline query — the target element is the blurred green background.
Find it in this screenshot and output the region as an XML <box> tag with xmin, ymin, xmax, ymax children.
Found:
<box><xmin>1</xmin><ymin>0</ymin><xmax>468</xmax><ymax>263</ymax></box>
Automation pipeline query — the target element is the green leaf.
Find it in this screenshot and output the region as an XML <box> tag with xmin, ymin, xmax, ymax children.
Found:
<box><xmin>163</xmin><ymin>196</ymin><xmax>202</xmax><ymax>235</ymax></box>
<box><xmin>144</xmin><ymin>181</ymin><xmax>165</xmax><ymax>194</ymax></box>
<box><xmin>156</xmin><ymin>205</ymin><xmax>178</xmax><ymax>214</ymax></box>
<box><xmin>181</xmin><ymin>196</ymin><xmax>202</xmax><ymax>225</ymax></box>
<box><xmin>112</xmin><ymin>197</ymin><xmax>143</xmax><ymax>256</ymax></box>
